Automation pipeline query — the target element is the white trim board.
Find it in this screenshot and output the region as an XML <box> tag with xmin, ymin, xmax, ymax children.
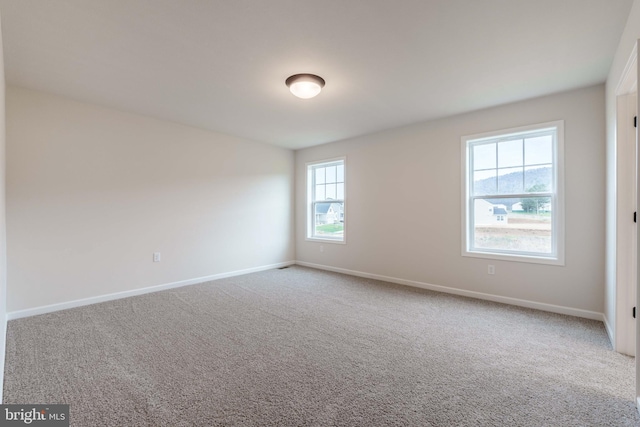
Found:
<box><xmin>8</xmin><ymin>259</ymin><xmax>604</xmax><ymax>323</ymax></box>
<box><xmin>616</xmin><ymin>41</ymin><xmax>637</xmax><ymax>95</ymax></box>
<box><xmin>0</xmin><ymin>318</ymin><xmax>5</xmax><ymax>403</ymax></box>
<box><xmin>296</xmin><ymin>261</ymin><xmax>604</xmax><ymax>322</ymax></box>
<box><xmin>603</xmin><ymin>315</ymin><xmax>615</xmax><ymax>348</ymax></box>
<box><xmin>7</xmin><ymin>261</ymin><xmax>296</xmax><ymax>320</ymax></box>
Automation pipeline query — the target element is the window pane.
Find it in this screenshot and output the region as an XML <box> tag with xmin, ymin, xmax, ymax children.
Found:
<box><xmin>525</xmin><ymin>135</ymin><xmax>553</xmax><ymax>165</ymax></box>
<box><xmin>473</xmin><ymin>170</ymin><xmax>497</xmax><ymax>196</ymax></box>
<box><xmin>497</xmin><ymin>167</ymin><xmax>523</xmax><ymax>194</ymax></box>
<box><xmin>308</xmin><ymin>159</ymin><xmax>345</xmax><ymax>242</ymax></box>
<box><xmin>325</xmin><ymin>183</ymin><xmax>337</xmax><ymax>200</ymax></box>
<box><xmin>497</xmin><ymin>138</ymin><xmax>523</xmax><ymax>168</ymax></box>
<box><xmin>473</xmin><ymin>143</ymin><xmax>496</xmax><ymax>170</ymax></box>
<box><xmin>473</xmin><ymin>197</ymin><xmax>552</xmax><ymax>254</ymax></box>
<box><xmin>326</xmin><ymin>166</ymin><xmax>337</xmax><ymax>183</ymax></box>
<box><xmin>524</xmin><ymin>165</ymin><xmax>552</xmax><ymax>192</ymax></box>
<box><xmin>337</xmin><ymin>165</ymin><xmax>344</xmax><ymax>183</ymax></box>
<box><xmin>314</xmin><ymin>202</ymin><xmax>344</xmax><ymax>238</ymax></box>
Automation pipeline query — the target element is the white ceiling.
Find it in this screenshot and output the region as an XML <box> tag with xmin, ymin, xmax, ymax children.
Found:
<box><xmin>0</xmin><ymin>0</ymin><xmax>634</xmax><ymax>149</ymax></box>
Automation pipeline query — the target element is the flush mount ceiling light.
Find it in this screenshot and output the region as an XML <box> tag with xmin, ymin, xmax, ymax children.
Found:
<box><xmin>285</xmin><ymin>74</ymin><xmax>325</xmax><ymax>99</ymax></box>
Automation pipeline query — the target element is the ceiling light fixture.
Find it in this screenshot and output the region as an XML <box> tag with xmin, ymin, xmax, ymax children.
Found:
<box><xmin>285</xmin><ymin>74</ymin><xmax>325</xmax><ymax>99</ymax></box>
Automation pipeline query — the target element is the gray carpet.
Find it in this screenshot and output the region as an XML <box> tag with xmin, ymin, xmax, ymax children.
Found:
<box><xmin>2</xmin><ymin>266</ymin><xmax>638</xmax><ymax>426</ymax></box>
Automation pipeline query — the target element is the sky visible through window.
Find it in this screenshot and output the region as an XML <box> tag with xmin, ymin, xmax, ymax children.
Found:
<box><xmin>472</xmin><ymin>133</ymin><xmax>553</xmax><ymax>196</ymax></box>
<box><xmin>314</xmin><ymin>164</ymin><xmax>344</xmax><ymax>202</ymax></box>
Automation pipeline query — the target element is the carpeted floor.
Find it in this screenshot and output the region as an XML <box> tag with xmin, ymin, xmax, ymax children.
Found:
<box><xmin>3</xmin><ymin>266</ymin><xmax>639</xmax><ymax>426</ymax></box>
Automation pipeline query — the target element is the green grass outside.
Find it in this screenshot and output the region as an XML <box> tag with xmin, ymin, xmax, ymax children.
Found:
<box><xmin>316</xmin><ymin>223</ymin><xmax>344</xmax><ymax>233</ymax></box>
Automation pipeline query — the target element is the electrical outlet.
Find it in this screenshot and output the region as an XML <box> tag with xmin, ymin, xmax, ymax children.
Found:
<box><xmin>320</xmin><ymin>245</ymin><xmax>324</xmax><ymax>253</ymax></box>
<box><xmin>488</xmin><ymin>265</ymin><xmax>495</xmax><ymax>275</ymax></box>
<box><xmin>153</xmin><ymin>252</ymin><xmax>161</xmax><ymax>262</ymax></box>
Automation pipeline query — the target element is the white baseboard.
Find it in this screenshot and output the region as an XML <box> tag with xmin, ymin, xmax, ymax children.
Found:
<box><xmin>296</xmin><ymin>261</ymin><xmax>605</xmax><ymax>322</ymax></box>
<box><xmin>603</xmin><ymin>315</ymin><xmax>615</xmax><ymax>348</ymax></box>
<box><xmin>7</xmin><ymin>259</ymin><xmax>605</xmax><ymax>324</ymax></box>
<box><xmin>7</xmin><ymin>261</ymin><xmax>296</xmax><ymax>320</ymax></box>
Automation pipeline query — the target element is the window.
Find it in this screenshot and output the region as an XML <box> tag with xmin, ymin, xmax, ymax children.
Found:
<box><xmin>462</xmin><ymin>121</ymin><xmax>564</xmax><ymax>265</ymax></box>
<box><xmin>307</xmin><ymin>158</ymin><xmax>345</xmax><ymax>242</ymax></box>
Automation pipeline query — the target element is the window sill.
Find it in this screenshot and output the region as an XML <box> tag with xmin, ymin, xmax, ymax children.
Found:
<box><xmin>305</xmin><ymin>237</ymin><xmax>346</xmax><ymax>244</ymax></box>
<box><xmin>462</xmin><ymin>249</ymin><xmax>564</xmax><ymax>266</ymax></box>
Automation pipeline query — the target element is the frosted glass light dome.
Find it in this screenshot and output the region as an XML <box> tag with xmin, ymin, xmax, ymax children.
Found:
<box><xmin>286</xmin><ymin>74</ymin><xmax>325</xmax><ymax>99</ymax></box>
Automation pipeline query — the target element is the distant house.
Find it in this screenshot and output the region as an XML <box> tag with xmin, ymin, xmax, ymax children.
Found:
<box><xmin>474</xmin><ymin>200</ymin><xmax>508</xmax><ymax>225</ymax></box>
<box><xmin>315</xmin><ymin>202</ymin><xmax>343</xmax><ymax>225</ymax></box>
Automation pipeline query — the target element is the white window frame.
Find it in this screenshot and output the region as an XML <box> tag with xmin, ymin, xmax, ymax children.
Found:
<box><xmin>461</xmin><ymin>121</ymin><xmax>565</xmax><ymax>265</ymax></box>
<box><xmin>306</xmin><ymin>157</ymin><xmax>346</xmax><ymax>243</ymax></box>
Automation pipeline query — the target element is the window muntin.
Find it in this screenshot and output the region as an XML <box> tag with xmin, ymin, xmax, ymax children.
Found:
<box><xmin>463</xmin><ymin>122</ymin><xmax>564</xmax><ymax>264</ymax></box>
<box><xmin>307</xmin><ymin>159</ymin><xmax>345</xmax><ymax>242</ymax></box>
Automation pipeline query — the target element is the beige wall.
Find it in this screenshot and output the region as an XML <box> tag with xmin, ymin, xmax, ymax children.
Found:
<box><xmin>296</xmin><ymin>85</ymin><xmax>605</xmax><ymax>315</ymax></box>
<box><xmin>0</xmin><ymin>14</ymin><xmax>6</xmax><ymax>402</ymax></box>
<box><xmin>6</xmin><ymin>86</ymin><xmax>295</xmax><ymax>313</ymax></box>
<box><xmin>605</xmin><ymin>0</ymin><xmax>640</xmax><ymax>347</ymax></box>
